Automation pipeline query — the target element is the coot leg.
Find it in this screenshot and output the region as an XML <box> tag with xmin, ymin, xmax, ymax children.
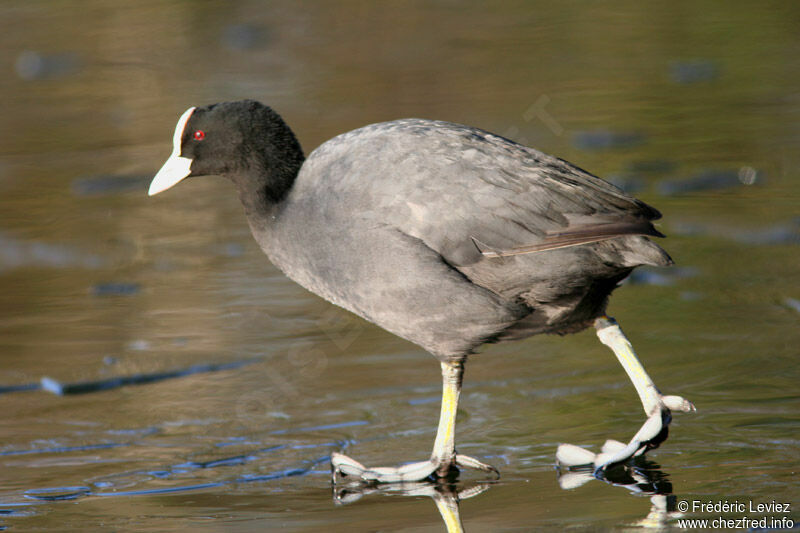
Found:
<box><xmin>331</xmin><ymin>361</ymin><xmax>499</xmax><ymax>483</ymax></box>
<box><xmin>556</xmin><ymin>316</ymin><xmax>695</xmax><ymax>471</ymax></box>
<box><xmin>432</xmin><ymin>361</ymin><xmax>464</xmax><ymax>474</ymax></box>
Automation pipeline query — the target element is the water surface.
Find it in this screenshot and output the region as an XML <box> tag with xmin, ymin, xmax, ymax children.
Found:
<box><xmin>1</xmin><ymin>1</ymin><xmax>798</xmax><ymax>530</ymax></box>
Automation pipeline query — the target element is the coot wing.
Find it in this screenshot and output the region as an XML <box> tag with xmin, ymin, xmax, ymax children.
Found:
<box><xmin>299</xmin><ymin>119</ymin><xmax>663</xmax><ymax>268</ymax></box>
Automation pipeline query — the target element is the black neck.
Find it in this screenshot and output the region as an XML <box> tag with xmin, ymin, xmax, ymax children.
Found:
<box><xmin>231</xmin><ymin>104</ymin><xmax>305</xmax><ymax>218</ymax></box>
<box><xmin>235</xmin><ymin>153</ymin><xmax>304</xmax><ymax>219</ymax></box>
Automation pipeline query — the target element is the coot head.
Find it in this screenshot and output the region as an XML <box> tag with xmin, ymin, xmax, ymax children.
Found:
<box><xmin>149</xmin><ymin>100</ymin><xmax>304</xmax><ymax>202</ymax></box>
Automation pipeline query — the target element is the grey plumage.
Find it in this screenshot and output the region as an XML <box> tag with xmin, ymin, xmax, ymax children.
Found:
<box><xmin>255</xmin><ymin>119</ymin><xmax>670</xmax><ymax>359</ymax></box>
<box><xmin>150</xmin><ymin>102</ymin><xmax>685</xmax><ymax>482</ymax></box>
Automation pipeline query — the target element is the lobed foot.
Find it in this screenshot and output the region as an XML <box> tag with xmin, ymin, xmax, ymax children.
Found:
<box><xmin>556</xmin><ymin>393</ymin><xmax>695</xmax><ymax>473</ymax></box>
<box><xmin>331</xmin><ymin>451</ymin><xmax>499</xmax><ymax>484</ymax></box>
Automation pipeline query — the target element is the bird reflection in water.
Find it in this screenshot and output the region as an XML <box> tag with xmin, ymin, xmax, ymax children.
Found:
<box><xmin>333</xmin><ymin>457</ymin><xmax>680</xmax><ymax>532</ymax></box>
<box><xmin>333</xmin><ymin>476</ymin><xmax>491</xmax><ymax>533</ymax></box>
<box><xmin>557</xmin><ymin>457</ymin><xmax>680</xmax><ymax>530</ymax></box>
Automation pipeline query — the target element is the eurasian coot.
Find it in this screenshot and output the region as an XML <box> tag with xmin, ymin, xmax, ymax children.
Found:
<box><xmin>149</xmin><ymin>100</ymin><xmax>694</xmax><ymax>482</ymax></box>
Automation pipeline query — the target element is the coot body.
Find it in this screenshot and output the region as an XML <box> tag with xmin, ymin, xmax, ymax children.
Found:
<box><xmin>149</xmin><ymin>100</ymin><xmax>691</xmax><ymax>482</ymax></box>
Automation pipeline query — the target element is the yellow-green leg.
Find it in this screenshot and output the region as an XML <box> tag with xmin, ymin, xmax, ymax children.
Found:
<box><xmin>557</xmin><ymin>316</ymin><xmax>695</xmax><ymax>471</ymax></box>
<box><xmin>332</xmin><ymin>360</ymin><xmax>498</xmax><ymax>483</ymax></box>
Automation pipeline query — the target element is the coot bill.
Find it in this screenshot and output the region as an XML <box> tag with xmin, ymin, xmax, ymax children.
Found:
<box><xmin>149</xmin><ymin>100</ymin><xmax>694</xmax><ymax>482</ymax></box>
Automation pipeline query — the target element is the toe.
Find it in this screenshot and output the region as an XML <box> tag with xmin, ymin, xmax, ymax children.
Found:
<box><xmin>369</xmin><ymin>460</ymin><xmax>438</xmax><ymax>482</ymax></box>
<box><xmin>455</xmin><ymin>454</ymin><xmax>500</xmax><ymax>478</ymax></box>
<box><xmin>331</xmin><ymin>453</ymin><xmax>439</xmax><ymax>483</ymax></box>
<box><xmin>601</xmin><ymin>439</ymin><xmax>627</xmax><ymax>454</ymax></box>
<box><xmin>635</xmin><ymin>412</ymin><xmax>665</xmax><ymax>443</ymax></box>
<box><xmin>331</xmin><ymin>452</ymin><xmax>369</xmax><ymax>478</ymax></box>
<box><xmin>593</xmin><ymin>440</ymin><xmax>642</xmax><ymax>471</ymax></box>
<box><xmin>556</xmin><ymin>443</ymin><xmax>597</xmax><ymax>467</ymax></box>
<box><xmin>661</xmin><ymin>395</ymin><xmax>696</xmax><ymax>412</ymax></box>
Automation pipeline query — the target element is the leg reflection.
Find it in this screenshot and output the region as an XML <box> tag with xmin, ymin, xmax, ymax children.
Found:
<box><xmin>557</xmin><ymin>456</ymin><xmax>681</xmax><ymax>528</ymax></box>
<box><xmin>332</xmin><ymin>478</ymin><xmax>492</xmax><ymax>533</ymax></box>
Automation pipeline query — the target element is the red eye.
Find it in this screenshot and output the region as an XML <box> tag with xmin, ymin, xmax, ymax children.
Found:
<box><xmin>193</xmin><ymin>130</ymin><xmax>205</xmax><ymax>141</ymax></box>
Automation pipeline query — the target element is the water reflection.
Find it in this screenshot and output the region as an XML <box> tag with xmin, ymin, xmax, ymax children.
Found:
<box><xmin>334</xmin><ymin>478</ymin><xmax>492</xmax><ymax>533</ymax></box>
<box><xmin>558</xmin><ymin>458</ymin><xmax>679</xmax><ymax>530</ymax></box>
<box><xmin>332</xmin><ymin>456</ymin><xmax>681</xmax><ymax>532</ymax></box>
